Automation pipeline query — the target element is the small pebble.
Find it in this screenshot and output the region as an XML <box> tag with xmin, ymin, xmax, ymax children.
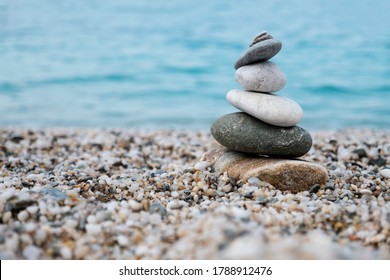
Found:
<box><xmin>247</xmin><ymin>177</ymin><xmax>261</xmax><ymax>186</ymax></box>
<box><xmin>117</xmin><ymin>235</ymin><xmax>129</xmax><ymax>247</ymax></box>
<box><xmin>26</xmin><ymin>205</ymin><xmax>39</xmax><ymax>214</ymax></box>
<box><xmin>379</xmin><ymin>169</ymin><xmax>390</xmax><ymax>179</ymax></box>
<box><xmin>22</xmin><ymin>245</ymin><xmax>41</xmax><ymax>260</ymax></box>
<box><xmin>2</xmin><ymin>212</ymin><xmax>12</xmax><ymax>223</ymax></box>
<box><xmin>256</xmin><ymin>196</ymin><xmax>269</xmax><ymax>205</ymax></box>
<box><xmin>129</xmin><ymin>183</ymin><xmax>140</xmax><ymax>193</ymax></box>
<box><xmin>346</xmin><ymin>205</ymin><xmax>357</xmax><ymax>214</ymax></box>
<box><xmin>194</xmin><ymin>161</ymin><xmax>210</xmax><ymax>171</ymax></box>
<box><xmin>171</xmin><ymin>191</ymin><xmax>179</xmax><ymax>199</ymax></box>
<box><xmin>167</xmin><ymin>200</ymin><xmax>183</xmax><ymax>210</ymax></box>
<box><xmin>17</xmin><ymin>210</ymin><xmax>29</xmax><ymax>222</ymax></box>
<box><xmin>360</xmin><ymin>189</ymin><xmax>372</xmax><ymax>195</ymax></box>
<box><xmin>85</xmin><ymin>224</ymin><xmax>101</xmax><ymax>235</ymax></box>
<box><xmin>60</xmin><ymin>247</ymin><xmax>72</xmax><ymax>260</ymax></box>
<box><xmin>24</xmin><ymin>223</ymin><xmax>37</xmax><ymax>233</ymax></box>
<box><xmin>35</xmin><ymin>229</ymin><xmax>47</xmax><ymax>243</ymax></box>
<box><xmin>221</xmin><ymin>184</ymin><xmax>232</xmax><ymax>193</ymax></box>
<box><xmin>129</xmin><ymin>200</ymin><xmax>142</xmax><ymax>212</ymax></box>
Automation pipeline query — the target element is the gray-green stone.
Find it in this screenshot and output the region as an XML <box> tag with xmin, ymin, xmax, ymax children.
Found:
<box><xmin>234</xmin><ymin>39</ymin><xmax>282</xmax><ymax>70</ymax></box>
<box><xmin>211</xmin><ymin>112</ymin><xmax>312</xmax><ymax>157</ymax></box>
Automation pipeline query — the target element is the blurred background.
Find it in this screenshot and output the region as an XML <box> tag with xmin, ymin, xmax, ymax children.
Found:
<box><xmin>0</xmin><ymin>0</ymin><xmax>389</xmax><ymax>130</ymax></box>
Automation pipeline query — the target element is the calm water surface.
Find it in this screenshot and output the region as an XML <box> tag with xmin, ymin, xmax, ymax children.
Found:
<box><xmin>0</xmin><ymin>0</ymin><xmax>389</xmax><ymax>130</ymax></box>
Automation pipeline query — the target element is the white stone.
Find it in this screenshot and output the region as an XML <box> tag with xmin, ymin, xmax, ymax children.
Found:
<box><xmin>65</xmin><ymin>219</ymin><xmax>78</xmax><ymax>229</ymax></box>
<box><xmin>60</xmin><ymin>247</ymin><xmax>73</xmax><ymax>260</ymax></box>
<box><xmin>136</xmin><ymin>193</ymin><xmax>144</xmax><ymax>201</ymax></box>
<box><xmin>379</xmin><ymin>169</ymin><xmax>390</xmax><ymax>179</ymax></box>
<box><xmin>24</xmin><ymin>222</ymin><xmax>37</xmax><ymax>233</ymax></box>
<box><xmin>35</xmin><ymin>228</ymin><xmax>47</xmax><ymax>243</ymax></box>
<box><xmin>129</xmin><ymin>182</ymin><xmax>140</xmax><ymax>193</ymax></box>
<box><xmin>194</xmin><ymin>161</ymin><xmax>210</xmax><ymax>171</ymax></box>
<box><xmin>23</xmin><ymin>245</ymin><xmax>42</xmax><ymax>260</ymax></box>
<box><xmin>2</xmin><ymin>212</ymin><xmax>12</xmax><ymax>223</ymax></box>
<box><xmin>86</xmin><ymin>215</ymin><xmax>97</xmax><ymax>224</ymax></box>
<box><xmin>26</xmin><ymin>205</ymin><xmax>39</xmax><ymax>215</ymax></box>
<box><xmin>235</xmin><ymin>61</ymin><xmax>287</xmax><ymax>92</ymax></box>
<box><xmin>171</xmin><ymin>191</ymin><xmax>180</xmax><ymax>199</ymax></box>
<box><xmin>129</xmin><ymin>200</ymin><xmax>141</xmax><ymax>211</ymax></box>
<box><xmin>226</xmin><ymin>89</ymin><xmax>303</xmax><ymax>127</ymax></box>
<box><xmin>117</xmin><ymin>235</ymin><xmax>130</xmax><ymax>246</ymax></box>
<box><xmin>247</xmin><ymin>177</ymin><xmax>261</xmax><ymax>186</ymax></box>
<box><xmin>26</xmin><ymin>174</ymin><xmax>38</xmax><ymax>181</ymax></box>
<box><xmin>85</xmin><ymin>224</ymin><xmax>101</xmax><ymax>235</ymax></box>
<box><xmin>1</xmin><ymin>189</ymin><xmax>15</xmax><ymax>200</ymax></box>
<box><xmin>167</xmin><ymin>200</ymin><xmax>183</xmax><ymax>210</ymax></box>
<box><xmin>360</xmin><ymin>189</ymin><xmax>372</xmax><ymax>195</ymax></box>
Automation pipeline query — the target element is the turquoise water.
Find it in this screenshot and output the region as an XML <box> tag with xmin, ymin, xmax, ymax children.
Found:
<box><xmin>1</xmin><ymin>0</ymin><xmax>389</xmax><ymax>130</ymax></box>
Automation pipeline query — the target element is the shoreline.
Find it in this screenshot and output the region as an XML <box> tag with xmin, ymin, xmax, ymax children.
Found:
<box><xmin>0</xmin><ymin>128</ymin><xmax>389</xmax><ymax>259</ymax></box>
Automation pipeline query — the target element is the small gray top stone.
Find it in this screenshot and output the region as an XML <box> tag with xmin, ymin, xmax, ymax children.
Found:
<box><xmin>250</xmin><ymin>31</ymin><xmax>273</xmax><ymax>47</ymax></box>
<box><xmin>234</xmin><ymin>39</ymin><xmax>282</xmax><ymax>69</ymax></box>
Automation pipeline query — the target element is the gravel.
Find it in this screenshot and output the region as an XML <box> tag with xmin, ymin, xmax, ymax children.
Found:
<box><xmin>0</xmin><ymin>128</ymin><xmax>389</xmax><ymax>259</ymax></box>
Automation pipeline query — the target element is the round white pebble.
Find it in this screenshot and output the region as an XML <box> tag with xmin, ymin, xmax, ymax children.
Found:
<box><xmin>117</xmin><ymin>235</ymin><xmax>129</xmax><ymax>246</ymax></box>
<box><xmin>379</xmin><ymin>169</ymin><xmax>390</xmax><ymax>179</ymax></box>
<box><xmin>2</xmin><ymin>212</ymin><xmax>12</xmax><ymax>223</ymax></box>
<box><xmin>26</xmin><ymin>205</ymin><xmax>39</xmax><ymax>214</ymax></box>
<box><xmin>35</xmin><ymin>228</ymin><xmax>47</xmax><ymax>243</ymax></box>
<box><xmin>129</xmin><ymin>182</ymin><xmax>140</xmax><ymax>193</ymax></box>
<box><xmin>87</xmin><ymin>215</ymin><xmax>97</xmax><ymax>224</ymax></box>
<box><xmin>136</xmin><ymin>193</ymin><xmax>144</xmax><ymax>201</ymax></box>
<box><xmin>26</xmin><ymin>174</ymin><xmax>38</xmax><ymax>181</ymax></box>
<box><xmin>24</xmin><ymin>222</ymin><xmax>37</xmax><ymax>233</ymax></box>
<box><xmin>194</xmin><ymin>161</ymin><xmax>210</xmax><ymax>171</ymax></box>
<box><xmin>171</xmin><ymin>191</ymin><xmax>179</xmax><ymax>199</ymax></box>
<box><xmin>167</xmin><ymin>200</ymin><xmax>183</xmax><ymax>210</ymax></box>
<box><xmin>60</xmin><ymin>247</ymin><xmax>73</xmax><ymax>260</ymax></box>
<box><xmin>247</xmin><ymin>177</ymin><xmax>261</xmax><ymax>186</ymax></box>
<box><xmin>17</xmin><ymin>210</ymin><xmax>29</xmax><ymax>222</ymax></box>
<box><xmin>360</xmin><ymin>189</ymin><xmax>372</xmax><ymax>195</ymax></box>
<box><xmin>23</xmin><ymin>245</ymin><xmax>41</xmax><ymax>260</ymax></box>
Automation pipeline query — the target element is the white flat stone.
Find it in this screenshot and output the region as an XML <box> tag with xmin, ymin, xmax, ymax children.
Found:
<box><xmin>235</xmin><ymin>61</ymin><xmax>287</xmax><ymax>92</ymax></box>
<box><xmin>226</xmin><ymin>89</ymin><xmax>303</xmax><ymax>127</ymax></box>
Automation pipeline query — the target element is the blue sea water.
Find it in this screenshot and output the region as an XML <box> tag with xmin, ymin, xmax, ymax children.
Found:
<box><xmin>0</xmin><ymin>0</ymin><xmax>389</xmax><ymax>130</ymax></box>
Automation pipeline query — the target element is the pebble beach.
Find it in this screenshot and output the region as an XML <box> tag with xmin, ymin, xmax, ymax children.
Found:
<box><xmin>0</xmin><ymin>128</ymin><xmax>389</xmax><ymax>259</ymax></box>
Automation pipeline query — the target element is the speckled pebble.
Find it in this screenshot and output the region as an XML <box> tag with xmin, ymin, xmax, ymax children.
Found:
<box><xmin>117</xmin><ymin>235</ymin><xmax>130</xmax><ymax>247</ymax></box>
<box><xmin>167</xmin><ymin>200</ymin><xmax>184</xmax><ymax>210</ymax></box>
<box><xmin>194</xmin><ymin>161</ymin><xmax>210</xmax><ymax>171</ymax></box>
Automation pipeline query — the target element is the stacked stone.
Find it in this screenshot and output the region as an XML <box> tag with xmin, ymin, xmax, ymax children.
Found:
<box><xmin>206</xmin><ymin>32</ymin><xmax>328</xmax><ymax>193</ymax></box>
